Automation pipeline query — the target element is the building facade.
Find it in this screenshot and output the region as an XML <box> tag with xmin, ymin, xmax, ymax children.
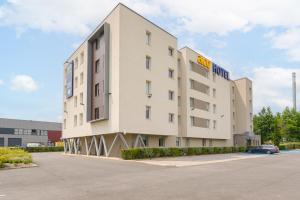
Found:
<box><xmin>0</xmin><ymin>118</ymin><xmax>62</xmax><ymax>147</ymax></box>
<box><xmin>63</xmin><ymin>3</ymin><xmax>260</xmax><ymax>157</ymax></box>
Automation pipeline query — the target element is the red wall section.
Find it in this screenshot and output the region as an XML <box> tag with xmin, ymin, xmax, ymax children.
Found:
<box><xmin>48</xmin><ymin>130</ymin><xmax>62</xmax><ymax>143</ymax></box>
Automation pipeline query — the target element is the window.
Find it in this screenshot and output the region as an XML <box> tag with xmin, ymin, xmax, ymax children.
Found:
<box><xmin>146</xmin><ymin>31</ymin><xmax>151</xmax><ymax>45</ymax></box>
<box><xmin>64</xmin><ymin>102</ymin><xmax>67</xmax><ymax>111</ymax></box>
<box><xmin>190</xmin><ymin>97</ymin><xmax>209</xmax><ymax>111</ymax></box>
<box><xmin>249</xmin><ymin>87</ymin><xmax>252</xmax><ymax>94</ymax></box>
<box><xmin>176</xmin><ymin>137</ymin><xmax>181</xmax><ymax>147</ymax></box>
<box><xmin>80</xmin><ymin>52</ymin><xmax>84</xmax><ymax>64</ymax></box>
<box><xmin>74</xmin><ymin>115</ymin><xmax>77</xmax><ymax>127</ymax></box>
<box><xmin>168</xmin><ymin>47</ymin><xmax>174</xmax><ymax>56</ymax></box>
<box><xmin>75</xmin><ymin>77</ymin><xmax>78</xmax><ymax>88</ymax></box>
<box><xmin>213</xmin><ymin>73</ymin><xmax>216</xmax><ymax>82</ymax></box>
<box><xmin>64</xmin><ymin>119</ymin><xmax>66</xmax><ymax>129</ymax></box>
<box><xmin>74</xmin><ymin>96</ymin><xmax>77</xmax><ymax>107</ymax></box>
<box><xmin>80</xmin><ymin>93</ymin><xmax>83</xmax><ymax>104</ymax></box>
<box><xmin>79</xmin><ymin>113</ymin><xmax>83</xmax><ymax>125</ymax></box>
<box><xmin>190</xmin><ymin>61</ymin><xmax>209</xmax><ymax>78</ymax></box>
<box><xmin>169</xmin><ymin>113</ymin><xmax>174</xmax><ymax>123</ymax></box>
<box><xmin>232</xmin><ymin>99</ymin><xmax>235</xmax><ymax>105</ymax></box>
<box><xmin>190</xmin><ymin>79</ymin><xmax>194</xmax><ymax>89</ymax></box>
<box><xmin>64</xmin><ymin>85</ymin><xmax>67</xmax><ymax>96</ymax></box>
<box><xmin>213</xmin><ymin>120</ymin><xmax>217</xmax><ymax>129</ymax></box>
<box><xmin>159</xmin><ymin>137</ymin><xmax>165</xmax><ymax>147</ymax></box>
<box><xmin>95</xmin><ymin>39</ymin><xmax>99</xmax><ymax>50</ymax></box>
<box><xmin>233</xmin><ymin>112</ymin><xmax>235</xmax><ymax>118</ymax></box>
<box><xmin>233</xmin><ymin>125</ymin><xmax>235</xmax><ymax>133</ymax></box>
<box><xmin>75</xmin><ymin>57</ymin><xmax>78</xmax><ymax>70</ymax></box>
<box><xmin>168</xmin><ymin>90</ymin><xmax>174</xmax><ymax>100</ymax></box>
<box><xmin>213</xmin><ymin>88</ymin><xmax>216</xmax><ymax>98</ymax></box>
<box><xmin>232</xmin><ymin>86</ymin><xmax>235</xmax><ymax>95</ymax></box>
<box><xmin>80</xmin><ymin>72</ymin><xmax>83</xmax><ymax>85</ymax></box>
<box><xmin>146</xmin><ymin>106</ymin><xmax>151</xmax><ymax>119</ymax></box>
<box><xmin>191</xmin><ymin>116</ymin><xmax>210</xmax><ymax>128</ymax></box>
<box><xmin>178</xmin><ymin>77</ymin><xmax>181</xmax><ymax>88</ymax></box>
<box><xmin>95</xmin><ymin>59</ymin><xmax>100</xmax><ymax>73</ymax></box>
<box><xmin>213</xmin><ymin>104</ymin><xmax>216</xmax><ymax>113</ymax></box>
<box><xmin>94</xmin><ymin>107</ymin><xmax>99</xmax><ymax>119</ymax></box>
<box><xmin>202</xmin><ymin>139</ymin><xmax>206</xmax><ymax>147</ymax></box>
<box><xmin>146</xmin><ymin>56</ymin><xmax>151</xmax><ymax>70</ymax></box>
<box><xmin>178</xmin><ymin>96</ymin><xmax>181</xmax><ymax>106</ymax></box>
<box><xmin>168</xmin><ymin>69</ymin><xmax>174</xmax><ymax>78</ymax></box>
<box><xmin>190</xmin><ymin>98</ymin><xmax>195</xmax><ymax>108</ymax></box>
<box><xmin>178</xmin><ymin>115</ymin><xmax>181</xmax><ymax>125</ymax></box>
<box><xmin>250</xmin><ymin>112</ymin><xmax>253</xmax><ymax>119</ymax></box>
<box><xmin>177</xmin><ymin>59</ymin><xmax>181</xmax><ymax>75</ymax></box>
<box><xmin>190</xmin><ymin>79</ymin><xmax>210</xmax><ymax>95</ymax></box>
<box><xmin>146</xmin><ymin>81</ymin><xmax>151</xmax><ymax>96</ymax></box>
<box><xmin>250</xmin><ymin>99</ymin><xmax>252</xmax><ymax>105</ymax></box>
<box><xmin>95</xmin><ymin>83</ymin><xmax>100</xmax><ymax>96</ymax></box>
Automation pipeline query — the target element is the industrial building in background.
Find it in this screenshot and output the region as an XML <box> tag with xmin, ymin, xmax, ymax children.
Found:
<box><xmin>62</xmin><ymin>3</ymin><xmax>260</xmax><ymax>157</ymax></box>
<box><xmin>0</xmin><ymin>118</ymin><xmax>62</xmax><ymax>147</ymax></box>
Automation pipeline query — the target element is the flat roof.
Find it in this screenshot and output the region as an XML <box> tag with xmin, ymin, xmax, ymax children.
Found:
<box><xmin>65</xmin><ymin>3</ymin><xmax>177</xmax><ymax>63</ymax></box>
<box><xmin>0</xmin><ymin>118</ymin><xmax>62</xmax><ymax>131</ymax></box>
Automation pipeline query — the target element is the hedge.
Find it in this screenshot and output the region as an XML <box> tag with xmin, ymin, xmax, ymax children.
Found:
<box><xmin>279</xmin><ymin>142</ymin><xmax>300</xmax><ymax>150</ymax></box>
<box><xmin>121</xmin><ymin>146</ymin><xmax>247</xmax><ymax>160</ymax></box>
<box><xmin>0</xmin><ymin>148</ymin><xmax>32</xmax><ymax>168</ymax></box>
<box><xmin>24</xmin><ymin>146</ymin><xmax>64</xmax><ymax>153</ymax></box>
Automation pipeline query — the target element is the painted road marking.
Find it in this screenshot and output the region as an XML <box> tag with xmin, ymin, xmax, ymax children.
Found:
<box><xmin>137</xmin><ymin>155</ymin><xmax>265</xmax><ymax>167</ymax></box>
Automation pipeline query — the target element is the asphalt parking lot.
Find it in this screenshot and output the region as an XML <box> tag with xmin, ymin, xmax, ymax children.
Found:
<box><xmin>1</xmin><ymin>151</ymin><xmax>300</xmax><ymax>200</ymax></box>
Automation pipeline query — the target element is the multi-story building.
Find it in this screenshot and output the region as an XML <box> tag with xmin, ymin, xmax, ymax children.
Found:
<box><xmin>0</xmin><ymin>118</ymin><xmax>62</xmax><ymax>147</ymax></box>
<box><xmin>62</xmin><ymin>3</ymin><xmax>260</xmax><ymax>157</ymax></box>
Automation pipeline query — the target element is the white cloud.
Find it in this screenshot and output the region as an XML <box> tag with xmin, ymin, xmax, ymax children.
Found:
<box><xmin>10</xmin><ymin>75</ymin><xmax>38</xmax><ymax>92</ymax></box>
<box><xmin>1</xmin><ymin>0</ymin><xmax>300</xmax><ymax>36</ymax></box>
<box><xmin>0</xmin><ymin>0</ymin><xmax>119</xmax><ymax>36</ymax></box>
<box><xmin>266</xmin><ymin>28</ymin><xmax>300</xmax><ymax>62</ymax></box>
<box><xmin>2</xmin><ymin>0</ymin><xmax>300</xmax><ymax>65</ymax></box>
<box><xmin>0</xmin><ymin>0</ymin><xmax>164</xmax><ymax>36</ymax></box>
<box><xmin>0</xmin><ymin>80</ymin><xmax>4</xmax><ymax>85</ymax></box>
<box><xmin>151</xmin><ymin>0</ymin><xmax>300</xmax><ymax>35</ymax></box>
<box><xmin>2</xmin><ymin>0</ymin><xmax>300</xmax><ymax>61</ymax></box>
<box><xmin>250</xmin><ymin>67</ymin><xmax>300</xmax><ymax>113</ymax></box>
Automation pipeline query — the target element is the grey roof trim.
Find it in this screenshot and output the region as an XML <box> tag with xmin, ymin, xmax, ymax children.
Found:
<box><xmin>0</xmin><ymin>118</ymin><xmax>62</xmax><ymax>130</ymax></box>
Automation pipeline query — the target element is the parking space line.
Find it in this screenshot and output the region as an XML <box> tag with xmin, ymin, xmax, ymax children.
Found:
<box><xmin>136</xmin><ymin>155</ymin><xmax>265</xmax><ymax>167</ymax></box>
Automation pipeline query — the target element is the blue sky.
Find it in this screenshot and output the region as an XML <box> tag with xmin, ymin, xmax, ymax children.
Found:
<box><xmin>0</xmin><ymin>0</ymin><xmax>299</xmax><ymax>122</ymax></box>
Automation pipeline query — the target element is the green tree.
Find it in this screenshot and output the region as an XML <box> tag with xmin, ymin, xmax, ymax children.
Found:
<box><xmin>271</xmin><ymin>113</ymin><xmax>282</xmax><ymax>146</ymax></box>
<box><xmin>281</xmin><ymin>107</ymin><xmax>300</xmax><ymax>141</ymax></box>
<box><xmin>253</xmin><ymin>107</ymin><xmax>275</xmax><ymax>144</ymax></box>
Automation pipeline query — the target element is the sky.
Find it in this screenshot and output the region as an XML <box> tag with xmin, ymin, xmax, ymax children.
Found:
<box><xmin>0</xmin><ymin>0</ymin><xmax>299</xmax><ymax>122</ymax></box>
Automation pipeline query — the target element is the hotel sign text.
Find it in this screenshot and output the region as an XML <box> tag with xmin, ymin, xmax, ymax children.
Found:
<box><xmin>196</xmin><ymin>54</ymin><xmax>230</xmax><ymax>80</ymax></box>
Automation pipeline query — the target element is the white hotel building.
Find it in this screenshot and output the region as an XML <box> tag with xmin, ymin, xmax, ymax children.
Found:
<box><xmin>63</xmin><ymin>3</ymin><xmax>260</xmax><ymax>157</ymax></box>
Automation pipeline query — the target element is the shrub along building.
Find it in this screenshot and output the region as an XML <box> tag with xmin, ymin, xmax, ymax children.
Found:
<box><xmin>62</xmin><ymin>3</ymin><xmax>260</xmax><ymax>157</ymax></box>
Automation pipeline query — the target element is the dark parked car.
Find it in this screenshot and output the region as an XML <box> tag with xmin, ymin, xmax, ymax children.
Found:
<box><xmin>248</xmin><ymin>145</ymin><xmax>279</xmax><ymax>154</ymax></box>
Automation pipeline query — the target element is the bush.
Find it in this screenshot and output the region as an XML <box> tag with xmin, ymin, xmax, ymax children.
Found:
<box><xmin>121</xmin><ymin>146</ymin><xmax>248</xmax><ymax>160</ymax></box>
<box><xmin>24</xmin><ymin>146</ymin><xmax>64</xmax><ymax>153</ymax></box>
<box><xmin>279</xmin><ymin>142</ymin><xmax>300</xmax><ymax>150</ymax></box>
<box><xmin>0</xmin><ymin>148</ymin><xmax>32</xmax><ymax>167</ymax></box>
